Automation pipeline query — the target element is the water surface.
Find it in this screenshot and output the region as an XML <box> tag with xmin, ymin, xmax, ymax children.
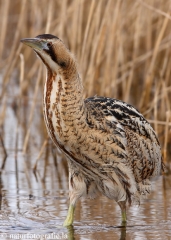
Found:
<box><xmin>0</xmin><ymin>151</ymin><xmax>170</xmax><ymax>240</ymax></box>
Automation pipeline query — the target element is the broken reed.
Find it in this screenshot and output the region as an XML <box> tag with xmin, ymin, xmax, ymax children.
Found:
<box><xmin>0</xmin><ymin>0</ymin><xmax>170</xmax><ymax>164</ymax></box>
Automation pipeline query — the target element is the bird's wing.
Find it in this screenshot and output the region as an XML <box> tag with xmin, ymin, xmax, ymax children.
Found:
<box><xmin>84</xmin><ymin>96</ymin><xmax>163</xmax><ymax>182</ymax></box>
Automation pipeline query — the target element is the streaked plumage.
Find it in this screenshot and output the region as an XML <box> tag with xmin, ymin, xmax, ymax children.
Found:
<box><xmin>21</xmin><ymin>34</ymin><xmax>164</xmax><ymax>226</ymax></box>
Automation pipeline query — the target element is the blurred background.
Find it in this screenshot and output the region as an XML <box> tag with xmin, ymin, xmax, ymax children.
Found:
<box><xmin>0</xmin><ymin>0</ymin><xmax>171</xmax><ymax>239</ymax></box>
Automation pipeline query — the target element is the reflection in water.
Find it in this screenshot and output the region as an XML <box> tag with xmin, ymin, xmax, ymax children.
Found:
<box><xmin>0</xmin><ymin>95</ymin><xmax>170</xmax><ymax>240</ymax></box>
<box><xmin>0</xmin><ymin>153</ymin><xmax>171</xmax><ymax>239</ymax></box>
<box><xmin>120</xmin><ymin>223</ymin><xmax>127</xmax><ymax>240</ymax></box>
<box><xmin>66</xmin><ymin>225</ymin><xmax>75</xmax><ymax>240</ymax></box>
<box><xmin>66</xmin><ymin>224</ymin><xmax>127</xmax><ymax>240</ymax></box>
<box><xmin>119</xmin><ymin>226</ymin><xmax>126</xmax><ymax>240</ymax></box>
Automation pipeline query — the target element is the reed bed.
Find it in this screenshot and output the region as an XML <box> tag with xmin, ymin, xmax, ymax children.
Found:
<box><xmin>0</xmin><ymin>0</ymin><xmax>170</xmax><ymax>174</ymax></box>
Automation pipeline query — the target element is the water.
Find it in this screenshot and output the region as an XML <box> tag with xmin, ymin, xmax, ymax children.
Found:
<box><xmin>0</xmin><ymin>96</ymin><xmax>170</xmax><ymax>240</ymax></box>
<box><xmin>0</xmin><ymin>151</ymin><xmax>170</xmax><ymax>240</ymax></box>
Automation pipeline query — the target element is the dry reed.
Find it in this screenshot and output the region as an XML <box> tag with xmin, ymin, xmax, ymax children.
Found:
<box><xmin>0</xmin><ymin>0</ymin><xmax>170</xmax><ymax>171</ymax></box>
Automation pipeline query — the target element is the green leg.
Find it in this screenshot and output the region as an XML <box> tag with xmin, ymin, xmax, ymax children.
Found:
<box><xmin>121</xmin><ymin>209</ymin><xmax>127</xmax><ymax>223</ymax></box>
<box><xmin>118</xmin><ymin>201</ymin><xmax>127</xmax><ymax>225</ymax></box>
<box><xmin>63</xmin><ymin>204</ymin><xmax>75</xmax><ymax>227</ymax></box>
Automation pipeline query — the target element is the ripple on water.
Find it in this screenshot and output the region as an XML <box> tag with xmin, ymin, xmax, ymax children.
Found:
<box><xmin>0</xmin><ymin>156</ymin><xmax>171</xmax><ymax>240</ymax></box>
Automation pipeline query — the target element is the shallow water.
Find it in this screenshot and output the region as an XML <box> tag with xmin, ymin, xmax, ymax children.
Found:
<box><xmin>0</xmin><ymin>151</ymin><xmax>171</xmax><ymax>240</ymax></box>
<box><xmin>0</xmin><ymin>99</ymin><xmax>171</xmax><ymax>240</ymax></box>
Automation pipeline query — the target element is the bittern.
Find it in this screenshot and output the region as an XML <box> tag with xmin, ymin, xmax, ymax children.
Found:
<box><xmin>21</xmin><ymin>34</ymin><xmax>164</xmax><ymax>227</ymax></box>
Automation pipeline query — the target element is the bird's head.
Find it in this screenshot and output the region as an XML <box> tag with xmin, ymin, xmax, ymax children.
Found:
<box><xmin>21</xmin><ymin>34</ymin><xmax>73</xmax><ymax>73</ymax></box>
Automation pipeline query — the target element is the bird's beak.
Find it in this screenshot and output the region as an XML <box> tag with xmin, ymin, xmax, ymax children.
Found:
<box><xmin>20</xmin><ymin>38</ymin><xmax>48</xmax><ymax>51</ymax></box>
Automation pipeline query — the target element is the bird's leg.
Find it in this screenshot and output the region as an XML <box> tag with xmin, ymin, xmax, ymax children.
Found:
<box><xmin>63</xmin><ymin>167</ymin><xmax>86</xmax><ymax>227</ymax></box>
<box><xmin>118</xmin><ymin>200</ymin><xmax>127</xmax><ymax>225</ymax></box>
<box><xmin>63</xmin><ymin>203</ymin><xmax>75</xmax><ymax>227</ymax></box>
<box><xmin>63</xmin><ymin>178</ymin><xmax>79</xmax><ymax>227</ymax></box>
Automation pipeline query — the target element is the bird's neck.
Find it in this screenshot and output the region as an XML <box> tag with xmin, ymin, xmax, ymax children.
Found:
<box><xmin>43</xmin><ymin>60</ymin><xmax>86</xmax><ymax>146</ymax></box>
<box><xmin>59</xmin><ymin>61</ymin><xmax>84</xmax><ymax>112</ymax></box>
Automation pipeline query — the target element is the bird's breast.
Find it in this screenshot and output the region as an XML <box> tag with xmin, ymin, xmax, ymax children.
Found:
<box><xmin>43</xmin><ymin>73</ymin><xmax>66</xmax><ymax>146</ymax></box>
<box><xmin>43</xmin><ymin>73</ymin><xmax>84</xmax><ymax>149</ymax></box>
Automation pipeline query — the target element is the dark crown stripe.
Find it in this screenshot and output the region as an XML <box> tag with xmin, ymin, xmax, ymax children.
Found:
<box><xmin>36</xmin><ymin>34</ymin><xmax>59</xmax><ymax>40</ymax></box>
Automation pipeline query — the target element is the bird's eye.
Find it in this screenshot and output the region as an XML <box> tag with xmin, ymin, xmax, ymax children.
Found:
<box><xmin>47</xmin><ymin>42</ymin><xmax>52</xmax><ymax>47</ymax></box>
